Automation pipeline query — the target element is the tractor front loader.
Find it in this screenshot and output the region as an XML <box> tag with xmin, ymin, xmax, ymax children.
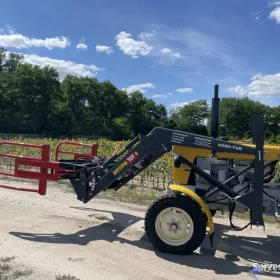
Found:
<box><xmin>1</xmin><ymin>85</ymin><xmax>280</xmax><ymax>255</ymax></box>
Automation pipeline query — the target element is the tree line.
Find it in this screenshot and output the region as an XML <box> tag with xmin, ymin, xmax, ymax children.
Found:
<box><xmin>0</xmin><ymin>48</ymin><xmax>279</xmax><ymax>141</ymax></box>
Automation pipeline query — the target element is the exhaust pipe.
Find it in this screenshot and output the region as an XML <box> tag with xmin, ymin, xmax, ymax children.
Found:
<box><xmin>210</xmin><ymin>84</ymin><xmax>220</xmax><ymax>139</ymax></box>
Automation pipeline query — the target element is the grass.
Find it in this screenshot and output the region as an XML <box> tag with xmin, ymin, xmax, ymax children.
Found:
<box><xmin>12</xmin><ymin>269</ymin><xmax>33</xmax><ymax>279</ymax></box>
<box><xmin>0</xmin><ymin>256</ymin><xmax>33</xmax><ymax>280</ymax></box>
<box><xmin>0</xmin><ymin>264</ymin><xmax>12</xmax><ymax>273</ymax></box>
<box><xmin>0</xmin><ymin>258</ymin><xmax>15</xmax><ymax>263</ymax></box>
<box><xmin>55</xmin><ymin>274</ymin><xmax>80</xmax><ymax>280</ymax></box>
<box><xmin>0</xmin><ymin>256</ymin><xmax>81</xmax><ymax>280</ymax></box>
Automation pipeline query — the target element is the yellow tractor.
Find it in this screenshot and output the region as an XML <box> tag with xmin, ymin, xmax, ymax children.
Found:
<box><xmin>1</xmin><ymin>85</ymin><xmax>279</xmax><ymax>255</ymax></box>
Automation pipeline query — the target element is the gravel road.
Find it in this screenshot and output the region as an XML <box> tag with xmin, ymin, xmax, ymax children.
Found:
<box><xmin>0</xmin><ymin>178</ymin><xmax>279</xmax><ymax>280</ymax></box>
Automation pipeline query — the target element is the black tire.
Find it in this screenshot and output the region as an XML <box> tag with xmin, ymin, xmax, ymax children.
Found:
<box><xmin>144</xmin><ymin>194</ymin><xmax>206</xmax><ymax>255</ymax></box>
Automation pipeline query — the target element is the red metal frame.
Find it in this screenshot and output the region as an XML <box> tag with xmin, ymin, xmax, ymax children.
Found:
<box><xmin>55</xmin><ymin>141</ymin><xmax>97</xmax><ymax>161</ymax></box>
<box><xmin>0</xmin><ymin>140</ymin><xmax>98</xmax><ymax>195</ymax></box>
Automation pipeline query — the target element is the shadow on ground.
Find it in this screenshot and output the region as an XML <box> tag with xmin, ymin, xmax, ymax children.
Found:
<box><xmin>9</xmin><ymin>206</ymin><xmax>280</xmax><ymax>278</ymax></box>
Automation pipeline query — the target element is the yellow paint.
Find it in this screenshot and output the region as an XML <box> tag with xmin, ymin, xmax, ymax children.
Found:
<box><xmin>169</xmin><ymin>184</ymin><xmax>214</xmax><ymax>235</ymax></box>
<box><xmin>172</xmin><ymin>144</ymin><xmax>280</xmax><ymax>185</ymax></box>
<box><xmin>112</xmin><ymin>161</ymin><xmax>127</xmax><ymax>175</ymax></box>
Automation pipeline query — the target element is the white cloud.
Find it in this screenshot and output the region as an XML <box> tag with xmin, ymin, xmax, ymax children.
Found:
<box><xmin>96</xmin><ymin>45</ymin><xmax>113</xmax><ymax>54</ymax></box>
<box><xmin>123</xmin><ymin>83</ymin><xmax>154</xmax><ymax>93</ymax></box>
<box><xmin>228</xmin><ymin>85</ymin><xmax>248</xmax><ymax>96</ymax></box>
<box><xmin>161</xmin><ymin>48</ymin><xmax>171</xmax><ymax>54</ymax></box>
<box><xmin>172</xmin><ymin>101</ymin><xmax>192</xmax><ymax>108</ymax></box>
<box><xmin>268</xmin><ymin>0</ymin><xmax>280</xmax><ymax>7</ymax></box>
<box><xmin>176</xmin><ymin>88</ymin><xmax>193</xmax><ymax>93</ymax></box>
<box><xmin>21</xmin><ymin>53</ymin><xmax>103</xmax><ymax>80</ymax></box>
<box><xmin>228</xmin><ymin>72</ymin><xmax>280</xmax><ymax>98</ymax></box>
<box><xmin>0</xmin><ymin>33</ymin><xmax>70</xmax><ymax>49</ymax></box>
<box><xmin>172</xmin><ymin>101</ymin><xmax>189</xmax><ymax>108</ymax></box>
<box><xmin>5</xmin><ymin>25</ymin><xmax>16</xmax><ymax>34</ymax></box>
<box><xmin>167</xmin><ymin>93</ymin><xmax>173</xmax><ymax>96</ymax></box>
<box><xmin>152</xmin><ymin>94</ymin><xmax>167</xmax><ymax>99</ymax></box>
<box><xmin>172</xmin><ymin>52</ymin><xmax>182</xmax><ymax>58</ymax></box>
<box><xmin>76</xmin><ymin>37</ymin><xmax>88</xmax><ymax>50</ymax></box>
<box><xmin>250</xmin><ymin>73</ymin><xmax>262</xmax><ymax>80</ymax></box>
<box><xmin>250</xmin><ymin>11</ymin><xmax>260</xmax><ymax>16</ymax></box>
<box><xmin>161</xmin><ymin>48</ymin><xmax>182</xmax><ymax>64</ymax></box>
<box><xmin>139</xmin><ymin>32</ymin><xmax>155</xmax><ymax>40</ymax></box>
<box><xmin>269</xmin><ymin>6</ymin><xmax>280</xmax><ymax>23</ymax></box>
<box><xmin>172</xmin><ymin>100</ymin><xmax>199</xmax><ymax>108</ymax></box>
<box><xmin>250</xmin><ymin>11</ymin><xmax>260</xmax><ymax>20</ymax></box>
<box><xmin>115</xmin><ymin>31</ymin><xmax>153</xmax><ymax>59</ymax></box>
<box><xmin>76</xmin><ymin>43</ymin><xmax>88</xmax><ymax>50</ymax></box>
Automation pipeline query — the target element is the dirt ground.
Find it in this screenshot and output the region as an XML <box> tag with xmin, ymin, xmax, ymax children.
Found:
<box><xmin>0</xmin><ymin>178</ymin><xmax>280</xmax><ymax>280</ymax></box>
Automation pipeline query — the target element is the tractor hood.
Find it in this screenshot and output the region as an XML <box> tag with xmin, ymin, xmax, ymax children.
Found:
<box><xmin>232</xmin><ymin>142</ymin><xmax>280</xmax><ymax>161</ymax></box>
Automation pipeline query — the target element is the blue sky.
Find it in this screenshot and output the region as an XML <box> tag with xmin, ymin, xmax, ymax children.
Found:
<box><xmin>1</xmin><ymin>0</ymin><xmax>280</xmax><ymax>110</ymax></box>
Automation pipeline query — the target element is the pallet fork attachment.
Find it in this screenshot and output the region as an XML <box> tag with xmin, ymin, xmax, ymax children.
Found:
<box><xmin>0</xmin><ymin>141</ymin><xmax>98</xmax><ymax>194</ymax></box>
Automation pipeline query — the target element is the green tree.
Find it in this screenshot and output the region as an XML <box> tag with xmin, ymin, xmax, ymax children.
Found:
<box><xmin>61</xmin><ymin>75</ymin><xmax>95</xmax><ymax>135</ymax></box>
<box><xmin>263</xmin><ymin>106</ymin><xmax>280</xmax><ymax>139</ymax></box>
<box><xmin>219</xmin><ymin>97</ymin><xmax>268</xmax><ymax>139</ymax></box>
<box><xmin>61</xmin><ymin>77</ymin><xmax>130</xmax><ymax>137</ymax></box>
<box><xmin>6</xmin><ymin>64</ymin><xmax>62</xmax><ymax>133</ymax></box>
<box><xmin>94</xmin><ymin>81</ymin><xmax>129</xmax><ymax>135</ymax></box>
<box><xmin>4</xmin><ymin>52</ymin><xmax>24</xmax><ymax>74</ymax></box>
<box><xmin>124</xmin><ymin>91</ymin><xmax>168</xmax><ymax>137</ymax></box>
<box><xmin>169</xmin><ymin>100</ymin><xmax>210</xmax><ymax>135</ymax></box>
<box><xmin>0</xmin><ymin>47</ymin><xmax>6</xmax><ymax>73</ymax></box>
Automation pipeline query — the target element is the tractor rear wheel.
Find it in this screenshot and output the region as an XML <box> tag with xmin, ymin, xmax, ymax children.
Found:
<box><xmin>144</xmin><ymin>194</ymin><xmax>206</xmax><ymax>255</ymax></box>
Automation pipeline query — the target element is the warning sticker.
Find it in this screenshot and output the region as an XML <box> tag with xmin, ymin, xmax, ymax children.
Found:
<box><xmin>171</xmin><ymin>132</ymin><xmax>188</xmax><ymax>144</ymax></box>
<box><xmin>193</xmin><ymin>136</ymin><xmax>212</xmax><ymax>148</ymax></box>
<box><xmin>125</xmin><ymin>152</ymin><xmax>138</xmax><ymax>164</ymax></box>
<box><xmin>112</xmin><ymin>161</ymin><xmax>128</xmax><ymax>175</ymax></box>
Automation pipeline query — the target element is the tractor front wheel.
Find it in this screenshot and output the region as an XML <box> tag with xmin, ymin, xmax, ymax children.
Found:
<box><xmin>145</xmin><ymin>194</ymin><xmax>206</xmax><ymax>255</ymax></box>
